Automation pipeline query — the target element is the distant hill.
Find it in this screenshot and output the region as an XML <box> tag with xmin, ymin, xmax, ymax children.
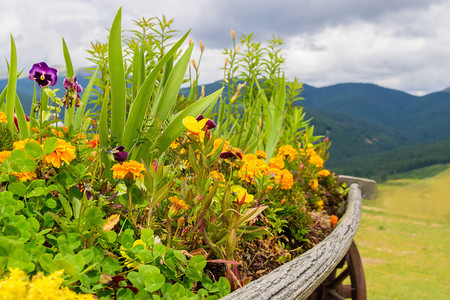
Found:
<box><xmin>298</xmin><ymin>83</ymin><xmax>450</xmax><ymax>143</ymax></box>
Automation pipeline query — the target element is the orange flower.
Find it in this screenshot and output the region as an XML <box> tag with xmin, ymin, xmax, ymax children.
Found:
<box><xmin>0</xmin><ymin>111</ymin><xmax>7</xmax><ymax>124</ymax></box>
<box><xmin>238</xmin><ymin>154</ymin><xmax>269</xmax><ymax>182</ymax></box>
<box><xmin>309</xmin><ymin>155</ymin><xmax>324</xmax><ymax>168</ymax></box>
<box><xmin>42</xmin><ymin>138</ymin><xmax>76</xmax><ymax>168</ymax></box>
<box><xmin>87</xmin><ymin>134</ymin><xmax>100</xmax><ymax>148</ymax></box>
<box><xmin>318</xmin><ymin>169</ymin><xmax>331</xmax><ymax>177</ymax></box>
<box><xmin>111</xmin><ymin>160</ymin><xmax>145</xmax><ymax>181</ymax></box>
<box><xmin>309</xmin><ymin>179</ymin><xmax>319</xmax><ymax>190</ymax></box>
<box><xmin>168</xmin><ymin>196</ymin><xmax>189</xmax><ymax>216</ymax></box>
<box><xmin>330</xmin><ymin>215</ymin><xmax>338</xmax><ymax>227</ymax></box>
<box><xmin>277</xmin><ymin>145</ymin><xmax>298</xmax><ymax>161</ymax></box>
<box><xmin>255</xmin><ymin>150</ymin><xmax>267</xmax><ymax>160</ymax></box>
<box><xmin>269</xmin><ymin>155</ymin><xmax>285</xmax><ymax>170</ymax></box>
<box><xmin>317</xmin><ymin>200</ymin><xmax>324</xmax><ymax>210</ymax></box>
<box><xmin>0</xmin><ymin>151</ymin><xmax>11</xmax><ymax>163</ymax></box>
<box><xmin>13</xmin><ymin>171</ymin><xmax>35</xmax><ymax>181</ymax></box>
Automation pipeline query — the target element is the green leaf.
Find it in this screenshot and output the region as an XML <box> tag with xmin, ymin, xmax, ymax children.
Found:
<box><xmin>139</xmin><ymin>265</ymin><xmax>165</xmax><ymax>293</ymax></box>
<box><xmin>15</xmin><ymin>94</ymin><xmax>29</xmax><ymax>139</ymax></box>
<box><xmin>58</xmin><ymin>194</ymin><xmax>73</xmax><ymax>219</ymax></box>
<box><xmin>8</xmin><ymin>182</ymin><xmax>27</xmax><ymax>197</ymax></box>
<box><xmin>186</xmin><ymin>255</ymin><xmax>207</xmax><ymax>281</ymax></box>
<box><xmin>74</xmin><ymin>67</ymin><xmax>99</xmax><ymax>129</ymax></box>
<box><xmin>152</xmin><ymin>244</ymin><xmax>166</xmax><ymax>258</ymax></box>
<box><xmin>128</xmin><ymin>271</ymin><xmax>145</xmax><ymax>291</ymax></box>
<box><xmin>39</xmin><ymin>253</ymin><xmax>57</xmax><ymax>273</ymax></box>
<box><xmin>7</xmin><ymin>248</ymin><xmax>35</xmax><ymax>273</ymax></box>
<box><xmin>121</xmin><ymin>30</ymin><xmax>190</xmax><ymax>151</ymax></box>
<box><xmin>140</xmin><ymin>228</ymin><xmax>154</xmax><ymax>246</ymax></box>
<box><xmin>6</xmin><ymin>35</ymin><xmax>17</xmax><ymax>132</ymax></box>
<box><xmin>24</xmin><ymin>141</ymin><xmax>43</xmax><ymax>158</ymax></box>
<box><xmin>43</xmin><ymin>137</ymin><xmax>58</xmax><ymax>155</ymax></box>
<box><xmin>62</xmin><ymin>38</ymin><xmax>75</xmax><ymax>78</ymax></box>
<box><xmin>109</xmin><ymin>7</ymin><xmax>126</xmax><ymax>140</ymax></box>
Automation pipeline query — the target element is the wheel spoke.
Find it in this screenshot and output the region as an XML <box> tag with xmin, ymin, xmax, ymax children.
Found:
<box><xmin>328</xmin><ymin>267</ymin><xmax>349</xmax><ymax>289</ymax></box>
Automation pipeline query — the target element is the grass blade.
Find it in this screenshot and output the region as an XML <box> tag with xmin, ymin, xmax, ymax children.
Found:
<box><xmin>108</xmin><ymin>7</ymin><xmax>126</xmax><ymax>140</ymax></box>
<box><xmin>62</xmin><ymin>38</ymin><xmax>74</xmax><ymax>78</ymax></box>
<box><xmin>6</xmin><ymin>35</ymin><xmax>17</xmax><ymax>132</ymax></box>
<box><xmin>73</xmin><ymin>67</ymin><xmax>99</xmax><ymax>129</ymax></box>
<box><xmin>15</xmin><ymin>94</ymin><xmax>29</xmax><ymax>139</ymax></box>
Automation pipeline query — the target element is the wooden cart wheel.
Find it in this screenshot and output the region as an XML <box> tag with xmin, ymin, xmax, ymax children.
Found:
<box><xmin>308</xmin><ymin>241</ymin><xmax>366</xmax><ymax>300</ymax></box>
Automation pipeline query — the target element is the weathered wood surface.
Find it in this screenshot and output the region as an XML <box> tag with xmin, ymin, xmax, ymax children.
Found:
<box><xmin>221</xmin><ymin>183</ymin><xmax>363</xmax><ymax>300</ymax></box>
<box><xmin>338</xmin><ymin>175</ymin><xmax>377</xmax><ymax>200</ymax></box>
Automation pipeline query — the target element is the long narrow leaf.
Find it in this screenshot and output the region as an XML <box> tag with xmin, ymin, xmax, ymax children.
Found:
<box><xmin>6</xmin><ymin>35</ymin><xmax>17</xmax><ymax>132</ymax></box>
<box><xmin>73</xmin><ymin>67</ymin><xmax>99</xmax><ymax>129</ymax></box>
<box><xmin>150</xmin><ymin>43</ymin><xmax>194</xmax><ymax>123</ymax></box>
<box><xmin>108</xmin><ymin>7</ymin><xmax>126</xmax><ymax>140</ymax></box>
<box><xmin>62</xmin><ymin>38</ymin><xmax>75</xmax><ymax>78</ymax></box>
<box><xmin>15</xmin><ymin>94</ymin><xmax>28</xmax><ymax>139</ymax></box>
<box><xmin>121</xmin><ymin>31</ymin><xmax>191</xmax><ymax>151</ymax></box>
<box><xmin>0</xmin><ymin>85</ymin><xmax>7</xmax><ymax>111</ymax></box>
<box><xmin>99</xmin><ymin>81</ymin><xmax>111</xmax><ymax>178</ymax></box>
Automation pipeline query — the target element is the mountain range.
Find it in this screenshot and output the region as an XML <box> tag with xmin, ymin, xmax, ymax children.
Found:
<box><xmin>2</xmin><ymin>72</ymin><xmax>449</xmax><ymax>181</ymax></box>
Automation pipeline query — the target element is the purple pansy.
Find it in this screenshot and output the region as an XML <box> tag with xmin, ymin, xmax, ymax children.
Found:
<box><xmin>62</xmin><ymin>76</ymin><xmax>83</xmax><ymax>108</ymax></box>
<box><xmin>29</xmin><ymin>62</ymin><xmax>58</xmax><ymax>87</ymax></box>
<box><xmin>196</xmin><ymin>114</ymin><xmax>216</xmax><ymax>130</ymax></box>
<box><xmin>112</xmin><ymin>146</ymin><xmax>128</xmax><ymax>163</ymax></box>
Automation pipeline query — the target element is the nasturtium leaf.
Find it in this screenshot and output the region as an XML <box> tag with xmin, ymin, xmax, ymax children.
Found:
<box><xmin>54</xmin><ymin>259</ymin><xmax>77</xmax><ymax>276</ymax></box>
<box><xmin>128</xmin><ymin>271</ymin><xmax>145</xmax><ymax>291</ymax></box>
<box><xmin>45</xmin><ymin>198</ymin><xmax>57</xmax><ymax>209</ymax></box>
<box><xmin>152</xmin><ymin>244</ymin><xmax>166</xmax><ymax>259</ymax></box>
<box><xmin>138</xmin><ymin>249</ymin><xmax>153</xmax><ymax>262</ymax></box>
<box><xmin>103</xmin><ymin>230</ymin><xmax>117</xmax><ymax>243</ymax></box>
<box><xmin>140</xmin><ymin>228</ymin><xmax>154</xmax><ymax>246</ymax></box>
<box><xmin>79</xmin><ymin>249</ymin><xmax>94</xmax><ymax>265</ymax></box>
<box><xmin>27</xmin><ymin>187</ymin><xmax>47</xmax><ymax>198</ymax></box>
<box><xmin>120</xmin><ymin>232</ymin><xmax>134</xmax><ymax>249</ymax></box>
<box><xmin>39</xmin><ymin>253</ymin><xmax>56</xmax><ymax>273</ymax></box>
<box><xmin>8</xmin><ymin>182</ymin><xmax>27</xmax><ymax>197</ymax></box>
<box><xmin>7</xmin><ymin>248</ymin><xmax>35</xmax><ymax>273</ymax></box>
<box><xmin>24</xmin><ymin>141</ymin><xmax>43</xmax><ymax>158</ymax></box>
<box><xmin>139</xmin><ymin>265</ymin><xmax>165</xmax><ymax>293</ymax></box>
<box><xmin>43</xmin><ymin>137</ymin><xmax>58</xmax><ymax>155</ymax></box>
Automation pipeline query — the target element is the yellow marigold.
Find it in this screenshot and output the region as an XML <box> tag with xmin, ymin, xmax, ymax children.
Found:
<box><xmin>318</xmin><ymin>169</ymin><xmax>331</xmax><ymax>177</ymax></box>
<box><xmin>13</xmin><ymin>171</ymin><xmax>35</xmax><ymax>181</ymax></box>
<box><xmin>42</xmin><ymin>139</ymin><xmax>76</xmax><ymax>168</ymax></box>
<box><xmin>255</xmin><ymin>150</ymin><xmax>267</xmax><ymax>160</ymax></box>
<box><xmin>231</xmin><ymin>186</ymin><xmax>254</xmax><ymax>204</ymax></box>
<box><xmin>276</xmin><ymin>169</ymin><xmax>294</xmax><ymax>190</ymax></box>
<box><xmin>13</xmin><ymin>139</ymin><xmax>40</xmax><ymax>151</ymax></box>
<box><xmin>111</xmin><ymin>160</ymin><xmax>145</xmax><ymax>181</ymax></box>
<box><xmin>0</xmin><ymin>111</ymin><xmax>7</xmax><ymax>123</ymax></box>
<box><xmin>309</xmin><ymin>179</ymin><xmax>319</xmax><ymax>190</ymax></box>
<box><xmin>269</xmin><ymin>155</ymin><xmax>285</xmax><ymax>170</ymax></box>
<box><xmin>210</xmin><ymin>170</ymin><xmax>225</xmax><ymax>182</ymax></box>
<box><xmin>169</xmin><ymin>140</ymin><xmax>180</xmax><ymax>149</ymax></box>
<box><xmin>0</xmin><ymin>151</ymin><xmax>11</xmax><ymax>163</ymax></box>
<box><xmin>309</xmin><ymin>155</ymin><xmax>324</xmax><ymax>168</ymax></box>
<box><xmin>277</xmin><ymin>145</ymin><xmax>298</xmax><ymax>161</ymax></box>
<box><xmin>238</xmin><ymin>154</ymin><xmax>269</xmax><ymax>182</ymax></box>
<box><xmin>317</xmin><ymin>200</ymin><xmax>324</xmax><ymax>210</ymax></box>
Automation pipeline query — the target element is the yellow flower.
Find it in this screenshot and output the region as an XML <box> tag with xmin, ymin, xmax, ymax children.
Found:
<box><xmin>238</xmin><ymin>154</ymin><xmax>269</xmax><ymax>182</ymax></box>
<box><xmin>269</xmin><ymin>155</ymin><xmax>285</xmax><ymax>169</ymax></box>
<box><xmin>309</xmin><ymin>155</ymin><xmax>324</xmax><ymax>168</ymax></box>
<box><xmin>231</xmin><ymin>186</ymin><xmax>254</xmax><ymax>204</ymax></box>
<box><xmin>318</xmin><ymin>169</ymin><xmax>331</xmax><ymax>177</ymax></box>
<box><xmin>255</xmin><ymin>150</ymin><xmax>267</xmax><ymax>160</ymax></box>
<box><xmin>168</xmin><ymin>196</ymin><xmax>189</xmax><ymax>217</ymax></box>
<box><xmin>210</xmin><ymin>170</ymin><xmax>225</xmax><ymax>183</ymax></box>
<box><xmin>0</xmin><ymin>111</ymin><xmax>7</xmax><ymax>124</ymax></box>
<box><xmin>42</xmin><ymin>138</ymin><xmax>76</xmax><ymax>168</ymax></box>
<box><xmin>13</xmin><ymin>171</ymin><xmax>35</xmax><ymax>181</ymax></box>
<box><xmin>0</xmin><ymin>151</ymin><xmax>11</xmax><ymax>163</ymax></box>
<box><xmin>277</xmin><ymin>145</ymin><xmax>298</xmax><ymax>161</ymax></box>
<box><xmin>111</xmin><ymin>160</ymin><xmax>145</xmax><ymax>181</ymax></box>
<box><xmin>309</xmin><ymin>179</ymin><xmax>319</xmax><ymax>190</ymax></box>
<box><xmin>317</xmin><ymin>200</ymin><xmax>324</xmax><ymax>210</ymax></box>
<box><xmin>271</xmin><ymin>168</ymin><xmax>294</xmax><ymax>190</ymax></box>
<box><xmin>182</xmin><ymin>116</ymin><xmax>208</xmax><ymax>135</ymax></box>
<box><xmin>120</xmin><ymin>239</ymin><xmax>147</xmax><ymax>268</ymax></box>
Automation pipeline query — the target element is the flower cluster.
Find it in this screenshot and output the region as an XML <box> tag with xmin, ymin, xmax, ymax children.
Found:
<box><xmin>0</xmin><ymin>268</ymin><xmax>94</xmax><ymax>299</ymax></box>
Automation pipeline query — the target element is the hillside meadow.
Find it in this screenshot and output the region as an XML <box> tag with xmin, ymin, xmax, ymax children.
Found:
<box><xmin>354</xmin><ymin>165</ymin><xmax>450</xmax><ymax>299</ymax></box>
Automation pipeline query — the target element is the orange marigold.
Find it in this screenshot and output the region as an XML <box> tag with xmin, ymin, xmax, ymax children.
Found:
<box><xmin>277</xmin><ymin>169</ymin><xmax>294</xmax><ymax>190</ymax></box>
<box><xmin>255</xmin><ymin>150</ymin><xmax>267</xmax><ymax>160</ymax></box>
<box><xmin>111</xmin><ymin>160</ymin><xmax>145</xmax><ymax>181</ymax></box>
<box><xmin>277</xmin><ymin>145</ymin><xmax>298</xmax><ymax>161</ymax></box>
<box><xmin>238</xmin><ymin>154</ymin><xmax>269</xmax><ymax>182</ymax></box>
<box><xmin>330</xmin><ymin>215</ymin><xmax>338</xmax><ymax>227</ymax></box>
<box><xmin>168</xmin><ymin>196</ymin><xmax>189</xmax><ymax>217</ymax></box>
<box><xmin>269</xmin><ymin>155</ymin><xmax>285</xmax><ymax>170</ymax></box>
<box><xmin>0</xmin><ymin>151</ymin><xmax>11</xmax><ymax>163</ymax></box>
<box><xmin>309</xmin><ymin>155</ymin><xmax>324</xmax><ymax>168</ymax></box>
<box><xmin>13</xmin><ymin>171</ymin><xmax>35</xmax><ymax>181</ymax></box>
<box><xmin>42</xmin><ymin>138</ymin><xmax>76</xmax><ymax>168</ymax></box>
<box><xmin>87</xmin><ymin>134</ymin><xmax>100</xmax><ymax>149</ymax></box>
<box><xmin>318</xmin><ymin>169</ymin><xmax>331</xmax><ymax>177</ymax></box>
<box><xmin>0</xmin><ymin>111</ymin><xmax>7</xmax><ymax>123</ymax></box>
<box><xmin>309</xmin><ymin>179</ymin><xmax>319</xmax><ymax>189</ymax></box>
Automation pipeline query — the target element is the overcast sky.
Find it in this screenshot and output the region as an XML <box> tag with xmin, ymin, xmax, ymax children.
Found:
<box><xmin>1</xmin><ymin>0</ymin><xmax>449</xmax><ymax>96</ymax></box>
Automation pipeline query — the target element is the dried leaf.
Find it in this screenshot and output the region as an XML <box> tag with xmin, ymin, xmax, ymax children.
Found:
<box><xmin>103</xmin><ymin>214</ymin><xmax>120</xmax><ymax>232</ymax></box>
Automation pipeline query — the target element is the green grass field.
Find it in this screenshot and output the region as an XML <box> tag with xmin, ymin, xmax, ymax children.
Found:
<box><xmin>354</xmin><ymin>165</ymin><xmax>450</xmax><ymax>299</ymax></box>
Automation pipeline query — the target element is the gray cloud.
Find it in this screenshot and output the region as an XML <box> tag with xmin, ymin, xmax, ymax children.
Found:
<box><xmin>1</xmin><ymin>0</ymin><xmax>449</xmax><ymax>95</ymax></box>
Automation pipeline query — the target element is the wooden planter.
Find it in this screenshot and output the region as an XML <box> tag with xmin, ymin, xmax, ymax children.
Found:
<box><xmin>222</xmin><ymin>176</ymin><xmax>377</xmax><ymax>300</ymax></box>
